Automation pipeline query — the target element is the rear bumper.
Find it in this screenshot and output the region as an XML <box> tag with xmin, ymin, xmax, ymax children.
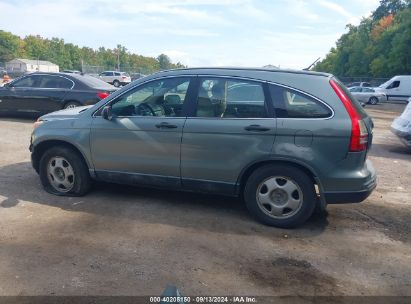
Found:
<box><xmin>323</xmin><ymin>160</ymin><xmax>377</xmax><ymax>204</ymax></box>
<box><xmin>391</xmin><ymin>126</ymin><xmax>411</xmax><ymax>147</ymax></box>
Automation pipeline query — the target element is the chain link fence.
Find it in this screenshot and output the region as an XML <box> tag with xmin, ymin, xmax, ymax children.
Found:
<box><xmin>338</xmin><ymin>76</ymin><xmax>390</xmax><ymax>87</ymax></box>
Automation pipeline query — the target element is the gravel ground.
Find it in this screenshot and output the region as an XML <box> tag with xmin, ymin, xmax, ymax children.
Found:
<box><xmin>0</xmin><ymin>103</ymin><xmax>410</xmax><ymax>297</ymax></box>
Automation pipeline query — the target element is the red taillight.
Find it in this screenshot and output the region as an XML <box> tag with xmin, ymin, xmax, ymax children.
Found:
<box><xmin>329</xmin><ymin>79</ymin><xmax>368</xmax><ymax>152</ymax></box>
<box><xmin>121</xmin><ymin>76</ymin><xmax>127</xmax><ymax>79</ymax></box>
<box><xmin>97</xmin><ymin>92</ymin><xmax>110</xmax><ymax>99</ymax></box>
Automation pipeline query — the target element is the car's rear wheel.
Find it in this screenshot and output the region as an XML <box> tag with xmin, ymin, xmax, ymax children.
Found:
<box><xmin>369</xmin><ymin>97</ymin><xmax>379</xmax><ymax>105</ymax></box>
<box><xmin>113</xmin><ymin>80</ymin><xmax>120</xmax><ymax>87</ymax></box>
<box><xmin>39</xmin><ymin>146</ymin><xmax>91</xmax><ymax>196</ymax></box>
<box><xmin>64</xmin><ymin>101</ymin><xmax>81</xmax><ymax>109</ymax></box>
<box><xmin>244</xmin><ymin>165</ymin><xmax>317</xmax><ymax>228</ymax></box>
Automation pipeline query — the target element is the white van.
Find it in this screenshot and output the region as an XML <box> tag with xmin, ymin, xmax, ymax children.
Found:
<box><xmin>378</xmin><ymin>76</ymin><xmax>411</xmax><ymax>101</ymax></box>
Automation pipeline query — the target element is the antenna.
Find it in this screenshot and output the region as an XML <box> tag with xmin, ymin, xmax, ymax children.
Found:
<box><xmin>303</xmin><ymin>57</ymin><xmax>321</xmax><ymax>71</ymax></box>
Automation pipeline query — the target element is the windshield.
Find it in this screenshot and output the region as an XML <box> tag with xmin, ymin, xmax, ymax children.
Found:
<box><xmin>379</xmin><ymin>79</ymin><xmax>392</xmax><ymax>88</ymax></box>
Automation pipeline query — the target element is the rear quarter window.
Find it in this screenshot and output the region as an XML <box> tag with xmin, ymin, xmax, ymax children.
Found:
<box><xmin>269</xmin><ymin>84</ymin><xmax>332</xmax><ymax>119</ymax></box>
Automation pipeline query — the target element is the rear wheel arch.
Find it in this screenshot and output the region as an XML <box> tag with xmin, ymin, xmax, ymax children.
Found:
<box><xmin>32</xmin><ymin>140</ymin><xmax>91</xmax><ymax>174</ymax></box>
<box><xmin>238</xmin><ymin>159</ymin><xmax>320</xmax><ymax>196</ymax></box>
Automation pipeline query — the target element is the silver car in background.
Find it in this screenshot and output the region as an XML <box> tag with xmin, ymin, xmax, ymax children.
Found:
<box><xmin>98</xmin><ymin>71</ymin><xmax>131</xmax><ymax>87</ymax></box>
<box><xmin>391</xmin><ymin>97</ymin><xmax>411</xmax><ymax>148</ymax></box>
<box><xmin>349</xmin><ymin>86</ymin><xmax>387</xmax><ymax>105</ymax></box>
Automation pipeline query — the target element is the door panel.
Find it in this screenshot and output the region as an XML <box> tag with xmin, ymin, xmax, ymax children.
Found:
<box><xmin>16</xmin><ymin>88</ymin><xmax>67</xmax><ymax>114</ymax></box>
<box><xmin>90</xmin><ymin>116</ymin><xmax>185</xmax><ymax>187</ymax></box>
<box><xmin>181</xmin><ymin>118</ymin><xmax>276</xmax><ymax>194</ymax></box>
<box><xmin>0</xmin><ymin>87</ymin><xmax>17</xmax><ymax>113</ymax></box>
<box><xmin>181</xmin><ymin>77</ymin><xmax>276</xmax><ymax>195</ymax></box>
<box><xmin>90</xmin><ymin>76</ymin><xmax>194</xmax><ymax>188</ymax></box>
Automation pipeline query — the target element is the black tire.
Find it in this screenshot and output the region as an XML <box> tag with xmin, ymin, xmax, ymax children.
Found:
<box><xmin>64</xmin><ymin>101</ymin><xmax>81</xmax><ymax>109</ymax></box>
<box><xmin>369</xmin><ymin>97</ymin><xmax>378</xmax><ymax>105</ymax></box>
<box><xmin>39</xmin><ymin>146</ymin><xmax>91</xmax><ymax>196</ymax></box>
<box><xmin>113</xmin><ymin>80</ymin><xmax>120</xmax><ymax>87</ymax></box>
<box><xmin>244</xmin><ymin>165</ymin><xmax>317</xmax><ymax>228</ymax></box>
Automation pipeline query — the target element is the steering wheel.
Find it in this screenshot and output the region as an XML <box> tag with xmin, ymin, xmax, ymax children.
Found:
<box><xmin>135</xmin><ymin>103</ymin><xmax>156</xmax><ymax>116</ymax></box>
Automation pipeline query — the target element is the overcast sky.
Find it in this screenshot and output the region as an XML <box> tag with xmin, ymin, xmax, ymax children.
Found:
<box><xmin>0</xmin><ymin>0</ymin><xmax>380</xmax><ymax>69</ymax></box>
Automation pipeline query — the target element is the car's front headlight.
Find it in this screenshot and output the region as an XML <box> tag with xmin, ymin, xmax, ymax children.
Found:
<box><xmin>33</xmin><ymin>118</ymin><xmax>45</xmax><ymax>130</ymax></box>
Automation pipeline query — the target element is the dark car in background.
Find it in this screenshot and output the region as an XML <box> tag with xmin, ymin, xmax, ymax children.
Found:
<box><xmin>0</xmin><ymin>72</ymin><xmax>116</xmax><ymax>116</ymax></box>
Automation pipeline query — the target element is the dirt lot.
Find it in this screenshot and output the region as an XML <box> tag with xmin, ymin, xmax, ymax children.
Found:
<box><xmin>0</xmin><ymin>103</ymin><xmax>410</xmax><ymax>297</ymax></box>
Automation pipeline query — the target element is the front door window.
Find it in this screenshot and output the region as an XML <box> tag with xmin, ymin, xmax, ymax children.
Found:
<box><xmin>110</xmin><ymin>77</ymin><xmax>191</xmax><ymax>117</ymax></box>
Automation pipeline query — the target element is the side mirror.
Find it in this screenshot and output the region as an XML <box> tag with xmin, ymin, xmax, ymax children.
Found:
<box><xmin>102</xmin><ymin>106</ymin><xmax>114</xmax><ymax>121</ymax></box>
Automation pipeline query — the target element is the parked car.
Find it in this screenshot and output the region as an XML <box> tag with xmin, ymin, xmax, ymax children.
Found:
<box><xmin>378</xmin><ymin>75</ymin><xmax>411</xmax><ymax>101</ymax></box>
<box><xmin>130</xmin><ymin>73</ymin><xmax>146</xmax><ymax>81</ymax></box>
<box><xmin>378</xmin><ymin>75</ymin><xmax>411</xmax><ymax>100</ymax></box>
<box><xmin>0</xmin><ymin>72</ymin><xmax>116</xmax><ymax>116</ymax></box>
<box><xmin>349</xmin><ymin>86</ymin><xmax>387</xmax><ymax>105</ymax></box>
<box><xmin>62</xmin><ymin>70</ymin><xmax>81</xmax><ymax>74</ymax></box>
<box><xmin>98</xmin><ymin>71</ymin><xmax>131</xmax><ymax>87</ymax></box>
<box><xmin>391</xmin><ymin>97</ymin><xmax>411</xmax><ymax>148</ymax></box>
<box><xmin>346</xmin><ymin>81</ymin><xmax>372</xmax><ymax>88</ymax></box>
<box><xmin>30</xmin><ymin>68</ymin><xmax>376</xmax><ymax>228</ymax></box>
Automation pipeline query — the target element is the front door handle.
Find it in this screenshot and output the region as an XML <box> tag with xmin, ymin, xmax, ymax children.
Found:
<box><xmin>244</xmin><ymin>124</ymin><xmax>270</xmax><ymax>132</ymax></box>
<box><xmin>155</xmin><ymin>122</ymin><xmax>178</xmax><ymax>129</ymax></box>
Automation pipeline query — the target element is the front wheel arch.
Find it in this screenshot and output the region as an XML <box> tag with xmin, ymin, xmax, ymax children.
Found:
<box><xmin>63</xmin><ymin>100</ymin><xmax>82</xmax><ymax>109</ymax></box>
<box><xmin>32</xmin><ymin>140</ymin><xmax>91</xmax><ymax>174</ymax></box>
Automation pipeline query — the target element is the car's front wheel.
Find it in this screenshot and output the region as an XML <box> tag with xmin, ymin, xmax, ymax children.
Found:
<box><xmin>113</xmin><ymin>80</ymin><xmax>120</xmax><ymax>87</ymax></box>
<box><xmin>369</xmin><ymin>97</ymin><xmax>379</xmax><ymax>105</ymax></box>
<box><xmin>244</xmin><ymin>165</ymin><xmax>317</xmax><ymax>228</ymax></box>
<box><xmin>64</xmin><ymin>101</ymin><xmax>81</xmax><ymax>109</ymax></box>
<box><xmin>39</xmin><ymin>146</ymin><xmax>91</xmax><ymax>196</ymax></box>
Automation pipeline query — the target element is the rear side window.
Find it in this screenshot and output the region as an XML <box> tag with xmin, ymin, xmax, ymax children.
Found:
<box><xmin>75</xmin><ymin>75</ymin><xmax>114</xmax><ymax>89</ymax></box>
<box><xmin>269</xmin><ymin>84</ymin><xmax>332</xmax><ymax>118</ymax></box>
<box><xmin>195</xmin><ymin>78</ymin><xmax>267</xmax><ymax>118</ymax></box>
<box><xmin>38</xmin><ymin>76</ymin><xmax>73</xmax><ymax>89</ymax></box>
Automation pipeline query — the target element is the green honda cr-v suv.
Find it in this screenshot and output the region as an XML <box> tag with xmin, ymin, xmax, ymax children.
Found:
<box><xmin>30</xmin><ymin>68</ymin><xmax>377</xmax><ymax>228</ymax></box>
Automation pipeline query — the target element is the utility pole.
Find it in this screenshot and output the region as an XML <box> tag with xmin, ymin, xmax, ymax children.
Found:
<box><xmin>117</xmin><ymin>47</ymin><xmax>120</xmax><ymax>71</ymax></box>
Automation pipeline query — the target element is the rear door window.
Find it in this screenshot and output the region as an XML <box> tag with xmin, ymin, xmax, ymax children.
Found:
<box><xmin>269</xmin><ymin>84</ymin><xmax>332</xmax><ymax>118</ymax></box>
<box><xmin>38</xmin><ymin>76</ymin><xmax>73</xmax><ymax>89</ymax></box>
<box><xmin>195</xmin><ymin>78</ymin><xmax>267</xmax><ymax>118</ymax></box>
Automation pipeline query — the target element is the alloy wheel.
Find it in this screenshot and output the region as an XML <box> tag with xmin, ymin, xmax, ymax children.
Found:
<box><xmin>47</xmin><ymin>156</ymin><xmax>75</xmax><ymax>193</ymax></box>
<box><xmin>256</xmin><ymin>176</ymin><xmax>303</xmax><ymax>219</ymax></box>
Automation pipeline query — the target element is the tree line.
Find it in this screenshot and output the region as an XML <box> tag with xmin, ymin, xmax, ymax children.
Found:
<box><xmin>0</xmin><ymin>31</ymin><xmax>185</xmax><ymax>74</ymax></box>
<box><xmin>314</xmin><ymin>0</ymin><xmax>411</xmax><ymax>78</ymax></box>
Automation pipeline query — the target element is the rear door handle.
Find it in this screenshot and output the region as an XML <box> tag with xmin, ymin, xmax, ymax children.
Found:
<box><xmin>244</xmin><ymin>124</ymin><xmax>270</xmax><ymax>132</ymax></box>
<box><xmin>155</xmin><ymin>122</ymin><xmax>178</xmax><ymax>129</ymax></box>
